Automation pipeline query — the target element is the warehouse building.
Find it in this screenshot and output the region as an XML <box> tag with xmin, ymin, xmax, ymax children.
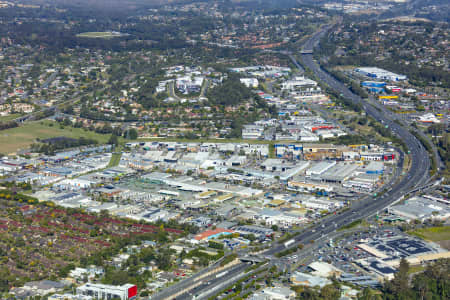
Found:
<box><xmin>389</xmin><ymin>196</ymin><xmax>450</xmax><ymax>221</ymax></box>
<box><xmin>306</xmin><ymin>161</ymin><xmax>336</xmax><ymax>176</ymax></box>
<box><xmin>355</xmin><ymin>67</ymin><xmax>407</xmax><ymax>81</ymax></box>
<box><xmin>316</xmin><ymin>163</ymin><xmax>359</xmax><ymax>183</ymax></box>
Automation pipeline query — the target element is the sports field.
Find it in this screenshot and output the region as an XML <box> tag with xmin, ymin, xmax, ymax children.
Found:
<box><xmin>0</xmin><ymin>121</ymin><xmax>110</xmax><ymax>154</ymax></box>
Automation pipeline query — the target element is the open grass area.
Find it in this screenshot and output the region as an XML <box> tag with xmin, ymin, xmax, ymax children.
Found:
<box><xmin>338</xmin><ymin>219</ymin><xmax>370</xmax><ymax>231</ymax></box>
<box><xmin>0</xmin><ymin>120</ymin><xmax>110</xmax><ymax>154</ymax></box>
<box><xmin>408</xmin><ymin>265</ymin><xmax>425</xmax><ymax>274</ymax></box>
<box><xmin>0</xmin><ymin>113</ymin><xmax>21</xmax><ymax>122</ymax></box>
<box><xmin>76</xmin><ymin>31</ymin><xmax>122</xmax><ymax>38</ymax></box>
<box><xmin>138</xmin><ymin>137</ymin><xmax>297</xmax><ymax>145</ymax></box>
<box><xmin>408</xmin><ymin>226</ymin><xmax>450</xmax><ymax>242</ymax></box>
<box><xmin>107</xmin><ymin>152</ymin><xmax>122</xmax><ymax>168</ymax></box>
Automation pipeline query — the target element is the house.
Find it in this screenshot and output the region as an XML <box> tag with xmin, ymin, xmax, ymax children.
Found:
<box><xmin>240</xmin><ymin>78</ymin><xmax>259</xmax><ymax>88</ymax></box>
<box><xmin>11</xmin><ymin>280</ymin><xmax>67</xmax><ymax>298</ymax></box>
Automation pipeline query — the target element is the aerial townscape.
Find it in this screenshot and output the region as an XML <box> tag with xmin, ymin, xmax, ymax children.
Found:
<box><xmin>0</xmin><ymin>0</ymin><xmax>449</xmax><ymax>299</ymax></box>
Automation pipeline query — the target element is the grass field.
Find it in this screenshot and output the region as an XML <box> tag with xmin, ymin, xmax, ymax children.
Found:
<box><xmin>0</xmin><ymin>121</ymin><xmax>110</xmax><ymax>154</ymax></box>
<box><xmin>408</xmin><ymin>265</ymin><xmax>425</xmax><ymax>274</ymax></box>
<box><xmin>76</xmin><ymin>32</ymin><xmax>122</xmax><ymax>38</ymax></box>
<box><xmin>107</xmin><ymin>153</ymin><xmax>122</xmax><ymax>168</ymax></box>
<box><xmin>408</xmin><ymin>226</ymin><xmax>450</xmax><ymax>242</ymax></box>
<box><xmin>0</xmin><ymin>113</ymin><xmax>21</xmax><ymax>122</ymax></box>
<box><xmin>138</xmin><ymin>137</ymin><xmax>296</xmax><ymax>145</ymax></box>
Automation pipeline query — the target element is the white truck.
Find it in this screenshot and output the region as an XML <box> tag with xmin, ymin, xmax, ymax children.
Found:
<box><xmin>284</xmin><ymin>239</ymin><xmax>295</xmax><ymax>248</ymax></box>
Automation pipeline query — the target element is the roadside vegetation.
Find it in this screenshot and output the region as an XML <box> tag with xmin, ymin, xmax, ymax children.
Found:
<box><xmin>408</xmin><ymin>226</ymin><xmax>450</xmax><ymax>242</ymax></box>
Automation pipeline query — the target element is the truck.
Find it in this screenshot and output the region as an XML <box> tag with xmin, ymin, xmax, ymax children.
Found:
<box><xmin>216</xmin><ymin>270</ymin><xmax>229</xmax><ymax>278</ymax></box>
<box><xmin>284</xmin><ymin>239</ymin><xmax>295</xmax><ymax>248</ymax></box>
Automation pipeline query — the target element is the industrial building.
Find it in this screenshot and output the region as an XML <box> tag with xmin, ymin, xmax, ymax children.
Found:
<box><xmin>234</xmin><ymin>225</ymin><xmax>274</xmax><ymax>238</ymax></box>
<box><xmin>290</xmin><ymin>272</ymin><xmax>331</xmax><ymax>288</ymax></box>
<box><xmin>389</xmin><ymin>196</ymin><xmax>450</xmax><ymax>221</ymax></box>
<box><xmin>355</xmin><ymin>67</ymin><xmax>407</xmax><ymax>81</ymax></box>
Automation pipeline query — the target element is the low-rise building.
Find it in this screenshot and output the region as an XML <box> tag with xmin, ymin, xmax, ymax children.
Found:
<box><xmin>76</xmin><ymin>283</ymin><xmax>137</xmax><ymax>300</ymax></box>
<box><xmin>290</xmin><ymin>271</ymin><xmax>331</xmax><ymax>288</ymax></box>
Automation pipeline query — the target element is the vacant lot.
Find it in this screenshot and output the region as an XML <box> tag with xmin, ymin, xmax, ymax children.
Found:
<box><xmin>0</xmin><ymin>113</ymin><xmax>21</xmax><ymax>122</ymax></box>
<box><xmin>0</xmin><ymin>121</ymin><xmax>110</xmax><ymax>154</ymax></box>
<box><xmin>409</xmin><ymin>226</ymin><xmax>450</xmax><ymax>243</ymax></box>
<box><xmin>76</xmin><ymin>31</ymin><xmax>122</xmax><ymax>38</ymax></box>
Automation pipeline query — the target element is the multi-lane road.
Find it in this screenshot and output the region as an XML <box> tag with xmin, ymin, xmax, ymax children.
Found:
<box><xmin>151</xmin><ymin>25</ymin><xmax>432</xmax><ymax>300</ymax></box>
<box><xmin>263</xmin><ymin>25</ymin><xmax>431</xmax><ymax>255</ymax></box>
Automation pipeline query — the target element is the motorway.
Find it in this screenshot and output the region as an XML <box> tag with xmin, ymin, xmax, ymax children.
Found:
<box><xmin>150</xmin><ymin>25</ymin><xmax>431</xmax><ymax>300</ymax></box>
<box><xmin>177</xmin><ymin>262</ymin><xmax>251</xmax><ymax>300</ymax></box>
<box><xmin>263</xmin><ymin>25</ymin><xmax>430</xmax><ymax>255</ymax></box>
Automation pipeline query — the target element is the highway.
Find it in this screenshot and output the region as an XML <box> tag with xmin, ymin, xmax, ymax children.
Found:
<box><xmin>263</xmin><ymin>25</ymin><xmax>430</xmax><ymax>255</ymax></box>
<box><xmin>150</xmin><ymin>25</ymin><xmax>431</xmax><ymax>300</ymax></box>
<box><xmin>177</xmin><ymin>263</ymin><xmax>251</xmax><ymax>300</ymax></box>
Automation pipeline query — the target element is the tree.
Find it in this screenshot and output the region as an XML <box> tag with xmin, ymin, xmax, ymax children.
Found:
<box><xmin>385</xmin><ymin>258</ymin><xmax>411</xmax><ymax>299</ymax></box>
<box><xmin>320</xmin><ymin>284</ymin><xmax>341</xmax><ymax>300</ymax></box>
<box><xmin>358</xmin><ymin>288</ymin><xmax>382</xmax><ymax>300</ymax></box>
<box><xmin>207</xmin><ymin>76</ymin><xmax>253</xmax><ymax>106</ymax></box>
<box><xmin>108</xmin><ymin>134</ymin><xmax>119</xmax><ymax>146</ymax></box>
<box><xmin>156</xmin><ymin>249</ymin><xmax>173</xmax><ymax>271</ymax></box>
<box><xmin>100</xmin><ymin>209</ymin><xmax>110</xmax><ymax>219</ymax></box>
<box><xmin>124</xmin><ymin>128</ymin><xmax>138</xmax><ymax>140</ymax></box>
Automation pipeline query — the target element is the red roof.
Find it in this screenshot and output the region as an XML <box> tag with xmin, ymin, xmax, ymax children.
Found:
<box><xmin>194</xmin><ymin>228</ymin><xmax>233</xmax><ymax>241</ymax></box>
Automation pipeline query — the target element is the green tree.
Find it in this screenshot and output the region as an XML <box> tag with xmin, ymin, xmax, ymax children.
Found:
<box><xmin>108</xmin><ymin>134</ymin><xmax>119</xmax><ymax>146</ymax></box>
<box><xmin>124</xmin><ymin>128</ymin><xmax>138</xmax><ymax>140</ymax></box>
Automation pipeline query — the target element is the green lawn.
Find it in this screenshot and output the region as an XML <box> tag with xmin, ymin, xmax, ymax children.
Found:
<box><xmin>76</xmin><ymin>32</ymin><xmax>121</xmax><ymax>38</ymax></box>
<box><xmin>138</xmin><ymin>137</ymin><xmax>297</xmax><ymax>145</ymax></box>
<box><xmin>408</xmin><ymin>226</ymin><xmax>450</xmax><ymax>242</ymax></box>
<box><xmin>408</xmin><ymin>265</ymin><xmax>425</xmax><ymax>274</ymax></box>
<box><xmin>0</xmin><ymin>113</ymin><xmax>21</xmax><ymax>122</ymax></box>
<box><xmin>0</xmin><ymin>120</ymin><xmax>111</xmax><ymax>154</ymax></box>
<box><xmin>338</xmin><ymin>219</ymin><xmax>370</xmax><ymax>231</ymax></box>
<box><xmin>107</xmin><ymin>152</ymin><xmax>122</xmax><ymax>168</ymax></box>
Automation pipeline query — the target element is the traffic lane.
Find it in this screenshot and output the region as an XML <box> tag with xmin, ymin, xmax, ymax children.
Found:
<box><xmin>266</xmin><ymin>153</ymin><xmax>429</xmax><ymax>255</ymax></box>
<box><xmin>176</xmin><ymin>263</ymin><xmax>250</xmax><ymax>300</ymax></box>
<box><xmin>151</xmin><ymin>261</ymin><xmax>237</xmax><ymax>300</ymax></box>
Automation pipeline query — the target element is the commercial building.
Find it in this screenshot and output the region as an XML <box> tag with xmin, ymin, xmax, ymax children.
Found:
<box><xmin>316</xmin><ymin>163</ymin><xmax>359</xmax><ymax>183</ymax></box>
<box><xmin>234</xmin><ymin>225</ymin><xmax>274</xmax><ymax>238</ymax></box>
<box><xmin>356</xmin><ymin>235</ymin><xmax>448</xmax><ymax>279</ymax></box>
<box><xmin>282</xmin><ymin>76</ymin><xmax>318</xmax><ymax>91</ymax></box>
<box><xmin>76</xmin><ymin>283</ymin><xmax>137</xmax><ymax>300</ymax></box>
<box><xmin>418</xmin><ymin>113</ymin><xmax>440</xmax><ymax>124</ymax></box>
<box><xmin>242</xmin><ymin>125</ymin><xmax>265</xmax><ymax>140</ymax></box>
<box><xmin>290</xmin><ymin>272</ymin><xmax>331</xmax><ymax>288</ymax></box>
<box><xmin>193</xmin><ymin>228</ymin><xmax>234</xmax><ymax>242</ymax></box>
<box><xmin>240</xmin><ymin>78</ymin><xmax>259</xmax><ymax>88</ymax></box>
<box><xmin>389</xmin><ymin>196</ymin><xmax>450</xmax><ymax>221</ymax></box>
<box><xmin>308</xmin><ymin>261</ymin><xmax>342</xmax><ymax>277</ymax></box>
<box><xmin>306</xmin><ymin>161</ymin><xmax>336</xmax><ymax>176</ymax></box>
<box><xmin>49</xmin><ymin>295</ymin><xmax>93</xmax><ymax>300</ymax></box>
<box><xmin>251</xmin><ymin>285</ymin><xmax>295</xmax><ymax>300</ymax></box>
<box><xmin>361</xmin><ymin>81</ymin><xmax>386</xmax><ymax>88</ymax></box>
<box><xmin>355</xmin><ymin>67</ymin><xmax>407</xmax><ymax>81</ymax></box>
